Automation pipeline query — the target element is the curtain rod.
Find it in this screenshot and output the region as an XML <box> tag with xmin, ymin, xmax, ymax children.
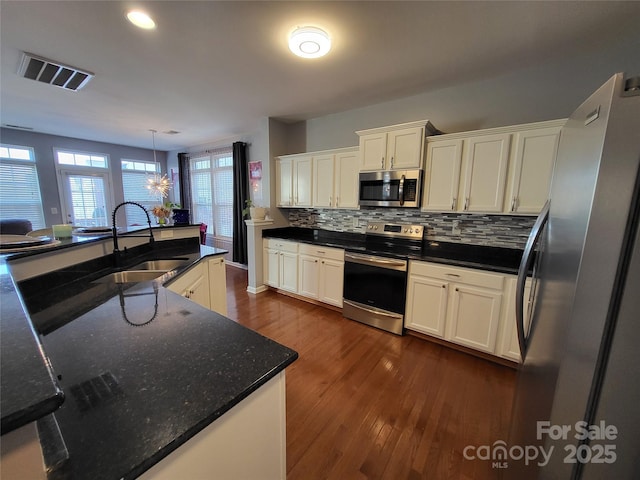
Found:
<box><xmin>186</xmin><ymin>142</ymin><xmax>251</xmax><ymax>159</ymax></box>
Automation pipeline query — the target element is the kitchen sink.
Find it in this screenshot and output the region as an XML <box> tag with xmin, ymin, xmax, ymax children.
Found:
<box><xmin>128</xmin><ymin>259</ymin><xmax>190</xmax><ymax>271</ymax></box>
<box><xmin>93</xmin><ymin>270</ymin><xmax>167</xmax><ymax>284</ymax></box>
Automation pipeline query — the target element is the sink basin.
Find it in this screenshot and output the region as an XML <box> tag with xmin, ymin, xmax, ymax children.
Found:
<box><xmin>129</xmin><ymin>259</ymin><xmax>190</xmax><ymax>271</ymax></box>
<box><xmin>94</xmin><ymin>270</ymin><xmax>166</xmax><ymax>284</ymax></box>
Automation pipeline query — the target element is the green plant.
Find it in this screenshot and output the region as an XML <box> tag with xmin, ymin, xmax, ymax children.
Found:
<box><xmin>242</xmin><ymin>199</ymin><xmax>253</xmax><ymax>219</ymax></box>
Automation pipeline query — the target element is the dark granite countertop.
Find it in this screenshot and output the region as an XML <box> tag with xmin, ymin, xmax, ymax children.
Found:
<box><xmin>0</xmin><ymin>259</ymin><xmax>64</xmax><ymax>434</ymax></box>
<box><xmin>2</xmin><ymin>238</ymin><xmax>298</xmax><ymax>479</ymax></box>
<box><xmin>263</xmin><ymin>227</ymin><xmax>524</xmax><ymax>274</ymax></box>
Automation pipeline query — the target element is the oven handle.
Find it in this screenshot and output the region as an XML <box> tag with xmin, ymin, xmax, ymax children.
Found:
<box><xmin>345</xmin><ymin>252</ymin><xmax>407</xmax><ymax>271</ymax></box>
<box><xmin>343</xmin><ymin>300</ymin><xmax>404</xmax><ymax>320</ymax></box>
<box><xmin>398</xmin><ymin>174</ymin><xmax>405</xmax><ymax>206</ymax></box>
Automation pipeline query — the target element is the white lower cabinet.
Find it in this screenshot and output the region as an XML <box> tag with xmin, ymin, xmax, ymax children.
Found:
<box><xmin>263</xmin><ymin>239</ymin><xmax>298</xmax><ymax>293</ymax></box>
<box><xmin>167</xmin><ymin>256</ymin><xmax>227</xmax><ymax>316</ymax></box>
<box><xmin>406</xmin><ymin>261</ymin><xmax>508</xmax><ymax>357</ymax></box>
<box><xmin>140</xmin><ymin>371</ymin><xmax>287</xmax><ymax>480</ymax></box>
<box><xmin>297</xmin><ymin>244</ymin><xmax>344</xmax><ymax>307</ymax></box>
<box><xmin>497</xmin><ymin>276</ymin><xmax>532</xmax><ymax>362</ymax></box>
<box><xmin>168</xmin><ymin>262</ymin><xmax>210</xmax><ymax>309</ymax></box>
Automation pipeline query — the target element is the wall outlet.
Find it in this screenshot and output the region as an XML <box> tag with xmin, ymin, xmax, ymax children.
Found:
<box><xmin>352</xmin><ymin>217</ymin><xmax>359</xmax><ymax>228</ymax></box>
<box><xmin>452</xmin><ymin>220</ymin><xmax>461</xmax><ymax>235</ymax></box>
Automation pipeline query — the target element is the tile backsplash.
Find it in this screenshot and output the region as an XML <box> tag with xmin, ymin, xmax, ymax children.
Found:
<box><xmin>287</xmin><ymin>208</ymin><xmax>535</xmax><ymax>249</ymax></box>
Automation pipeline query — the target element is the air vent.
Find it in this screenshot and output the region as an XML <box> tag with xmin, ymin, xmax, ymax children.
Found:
<box><xmin>18</xmin><ymin>52</ymin><xmax>94</xmax><ymax>91</ymax></box>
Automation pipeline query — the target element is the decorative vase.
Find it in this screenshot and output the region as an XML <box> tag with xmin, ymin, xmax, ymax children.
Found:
<box><xmin>157</xmin><ymin>217</ymin><xmax>167</xmax><ymax>226</ymax></box>
<box><xmin>249</xmin><ymin>207</ymin><xmax>266</xmax><ymax>220</ymax></box>
<box><xmin>172</xmin><ymin>208</ymin><xmax>190</xmax><ymax>225</ymax></box>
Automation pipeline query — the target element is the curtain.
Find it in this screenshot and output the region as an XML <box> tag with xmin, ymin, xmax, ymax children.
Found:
<box><xmin>178</xmin><ymin>153</ymin><xmax>191</xmax><ymax>210</ymax></box>
<box><xmin>232</xmin><ymin>142</ymin><xmax>249</xmax><ymax>264</ymax></box>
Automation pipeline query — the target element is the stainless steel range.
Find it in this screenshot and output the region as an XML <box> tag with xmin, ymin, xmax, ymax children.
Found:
<box><xmin>342</xmin><ymin>222</ymin><xmax>423</xmax><ymax>335</ymax></box>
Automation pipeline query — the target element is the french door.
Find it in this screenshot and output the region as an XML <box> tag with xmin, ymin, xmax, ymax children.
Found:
<box><xmin>58</xmin><ymin>169</ymin><xmax>114</xmax><ymax>227</ymax></box>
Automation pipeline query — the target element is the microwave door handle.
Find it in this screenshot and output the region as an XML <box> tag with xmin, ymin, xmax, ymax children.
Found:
<box><xmin>516</xmin><ymin>200</ymin><xmax>550</xmax><ymax>359</ymax></box>
<box><xmin>398</xmin><ymin>175</ymin><xmax>405</xmax><ymax>206</ymax></box>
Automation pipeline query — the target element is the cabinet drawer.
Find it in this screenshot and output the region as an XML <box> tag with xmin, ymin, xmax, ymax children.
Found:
<box><xmin>409</xmin><ymin>261</ymin><xmax>504</xmax><ymax>290</ymax></box>
<box><xmin>298</xmin><ymin>243</ymin><xmax>344</xmax><ymax>261</ymax></box>
<box><xmin>263</xmin><ymin>238</ymin><xmax>299</xmax><ymax>253</ymax></box>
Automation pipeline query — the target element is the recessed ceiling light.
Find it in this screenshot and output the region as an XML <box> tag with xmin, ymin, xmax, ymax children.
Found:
<box><xmin>288</xmin><ymin>26</ymin><xmax>331</xmax><ymax>59</ymax></box>
<box><xmin>126</xmin><ymin>10</ymin><xmax>156</xmax><ymax>30</ymax></box>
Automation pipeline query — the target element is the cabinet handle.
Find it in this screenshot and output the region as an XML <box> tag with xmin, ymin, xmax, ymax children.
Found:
<box><xmin>446</xmin><ymin>273</ymin><xmax>460</xmax><ymax>278</ymax></box>
<box><xmin>451</xmin><ymin>197</ymin><xmax>457</xmax><ymax>210</ymax></box>
<box><xmin>511</xmin><ymin>197</ymin><xmax>518</xmax><ymax>212</ymax></box>
<box><xmin>464</xmin><ymin>197</ymin><xmax>469</xmax><ymax>210</ymax></box>
<box><xmin>336</xmin><ymin>196</ymin><xmax>339</xmax><ymax>206</ymax></box>
<box><xmin>329</xmin><ymin>196</ymin><xmax>332</xmax><ymax>205</ymax></box>
<box><xmin>315</xmin><ymin>259</ymin><xmax>318</xmax><ymax>263</ymax></box>
<box><xmin>390</xmin><ymin>156</ymin><xmax>394</xmax><ymax>168</ymax></box>
<box><xmin>381</xmin><ymin>157</ymin><xmax>384</xmax><ymax>168</ymax></box>
<box><xmin>442</xmin><ymin>285</ymin><xmax>446</xmax><ymax>289</ymax></box>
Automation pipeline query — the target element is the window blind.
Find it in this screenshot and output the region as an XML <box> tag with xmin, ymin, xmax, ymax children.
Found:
<box><xmin>0</xmin><ymin>146</ymin><xmax>45</xmax><ymax>229</ymax></box>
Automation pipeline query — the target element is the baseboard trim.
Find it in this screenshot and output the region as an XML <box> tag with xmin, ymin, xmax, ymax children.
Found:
<box><xmin>246</xmin><ymin>285</ymin><xmax>269</xmax><ymax>294</ymax></box>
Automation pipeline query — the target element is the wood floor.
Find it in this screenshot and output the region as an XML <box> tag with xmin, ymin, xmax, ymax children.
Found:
<box><xmin>224</xmin><ymin>265</ymin><xmax>517</xmax><ymax>480</ymax></box>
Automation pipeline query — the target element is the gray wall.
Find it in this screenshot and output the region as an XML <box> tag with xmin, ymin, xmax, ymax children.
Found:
<box><xmin>302</xmin><ymin>44</ymin><xmax>640</xmax><ymax>151</ymax></box>
<box><xmin>1</xmin><ymin>128</ymin><xmax>167</xmax><ymax>227</ymax></box>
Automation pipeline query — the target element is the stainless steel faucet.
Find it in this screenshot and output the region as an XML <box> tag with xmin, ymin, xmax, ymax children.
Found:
<box><xmin>112</xmin><ymin>201</ymin><xmax>155</xmax><ymax>264</ymax></box>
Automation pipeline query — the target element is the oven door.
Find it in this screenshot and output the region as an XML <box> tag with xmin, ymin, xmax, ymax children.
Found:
<box><xmin>343</xmin><ymin>252</ymin><xmax>408</xmax><ymax>334</ymax></box>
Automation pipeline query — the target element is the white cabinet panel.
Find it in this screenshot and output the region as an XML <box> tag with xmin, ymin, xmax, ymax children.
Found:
<box><xmin>405</xmin><ymin>274</ymin><xmax>448</xmax><ymax>337</ymax></box>
<box><xmin>506</xmin><ymin>127</ymin><xmax>560</xmax><ymax>214</ymax></box>
<box><xmin>461</xmin><ymin>133</ymin><xmax>511</xmax><ymax>213</ymax></box>
<box><xmin>446</xmin><ymin>284</ymin><xmax>503</xmax><ymax>353</ymax></box>
<box><xmin>423</xmin><ymin>139</ymin><xmax>463</xmax><ymax>211</ymax></box>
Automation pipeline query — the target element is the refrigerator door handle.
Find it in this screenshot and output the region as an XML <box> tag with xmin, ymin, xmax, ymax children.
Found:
<box><xmin>516</xmin><ymin>200</ymin><xmax>550</xmax><ymax>359</ymax></box>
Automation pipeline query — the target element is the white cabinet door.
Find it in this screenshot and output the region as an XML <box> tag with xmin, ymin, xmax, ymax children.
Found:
<box><xmin>208</xmin><ymin>256</ymin><xmax>227</xmax><ymax>316</ymax></box>
<box><xmin>498</xmin><ymin>277</ymin><xmax>532</xmax><ymax>362</ymax></box>
<box><xmin>298</xmin><ymin>254</ymin><xmax>320</xmax><ymax>299</ymax></box>
<box><xmin>387</xmin><ymin>126</ymin><xmax>425</xmax><ymax>170</ymax></box>
<box><xmin>335</xmin><ymin>150</ymin><xmax>359</xmax><ymax>209</ymax></box>
<box><xmin>461</xmin><ymin>133</ymin><xmax>511</xmax><ymax>213</ymax></box>
<box><xmin>294</xmin><ymin>156</ymin><xmax>313</xmax><ymax>207</ymax></box>
<box><xmin>312</xmin><ymin>154</ymin><xmax>335</xmax><ymax>208</ymax></box>
<box><xmin>276</xmin><ymin>158</ymin><xmax>293</xmax><ymax>207</ymax></box>
<box><xmin>446</xmin><ymin>284</ymin><xmax>503</xmax><ymax>353</ymax></box>
<box><xmin>359</xmin><ymin>132</ymin><xmax>387</xmax><ymax>171</ymax></box>
<box><xmin>319</xmin><ymin>258</ymin><xmax>344</xmax><ymax>307</ymax></box>
<box><xmin>423</xmin><ymin>139</ymin><xmax>463</xmax><ymax>211</ymax></box>
<box><xmin>506</xmin><ymin>127</ymin><xmax>560</xmax><ymax>214</ymax></box>
<box><xmin>264</xmin><ymin>248</ymin><xmax>280</xmax><ymax>287</ymax></box>
<box><xmin>405</xmin><ymin>275</ymin><xmax>449</xmax><ymax>338</ymax></box>
<box><xmin>279</xmin><ymin>251</ymin><xmax>298</xmax><ymax>293</ymax></box>
<box><xmin>167</xmin><ymin>262</ymin><xmax>210</xmax><ymax>309</ymax></box>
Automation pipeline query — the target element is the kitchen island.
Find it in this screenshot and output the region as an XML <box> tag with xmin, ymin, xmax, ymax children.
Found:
<box><xmin>1</xmin><ymin>227</ymin><xmax>298</xmax><ymax>479</ymax></box>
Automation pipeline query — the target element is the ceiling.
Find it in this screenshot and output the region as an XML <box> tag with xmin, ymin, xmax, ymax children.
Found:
<box><xmin>1</xmin><ymin>1</ymin><xmax>639</xmax><ymax>151</ymax></box>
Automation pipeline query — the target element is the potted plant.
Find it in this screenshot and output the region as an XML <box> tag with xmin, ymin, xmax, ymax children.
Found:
<box><xmin>242</xmin><ymin>199</ymin><xmax>266</xmax><ymax>220</ymax></box>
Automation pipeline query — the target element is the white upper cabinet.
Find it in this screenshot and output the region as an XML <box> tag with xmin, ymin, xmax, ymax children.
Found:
<box><xmin>423</xmin><ymin>139</ymin><xmax>463</xmax><ymax>211</ymax></box>
<box><xmin>461</xmin><ymin>133</ymin><xmax>511</xmax><ymax>213</ymax></box>
<box><xmin>312</xmin><ymin>147</ymin><xmax>359</xmax><ymax>209</ymax></box>
<box><xmin>421</xmin><ymin>119</ymin><xmax>565</xmax><ymax>214</ymax></box>
<box><xmin>276</xmin><ymin>154</ymin><xmax>312</xmax><ymax>208</ymax></box>
<box><xmin>505</xmin><ymin>126</ymin><xmax>560</xmax><ymax>214</ymax></box>
<box><xmin>357</xmin><ymin>120</ymin><xmax>436</xmax><ymax>171</ymax></box>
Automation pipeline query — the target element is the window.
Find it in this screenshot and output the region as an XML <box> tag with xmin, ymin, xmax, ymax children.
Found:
<box><xmin>189</xmin><ymin>150</ymin><xmax>233</xmax><ymax>238</ymax></box>
<box><xmin>121</xmin><ymin>160</ymin><xmax>162</xmax><ymax>225</ymax></box>
<box><xmin>0</xmin><ymin>144</ymin><xmax>45</xmax><ymax>229</ymax></box>
<box><xmin>54</xmin><ymin>148</ymin><xmax>113</xmax><ymax>226</ymax></box>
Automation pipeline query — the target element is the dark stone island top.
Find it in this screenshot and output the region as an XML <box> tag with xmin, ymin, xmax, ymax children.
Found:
<box><xmin>1</xmin><ymin>236</ymin><xmax>298</xmax><ymax>479</ymax></box>
<box><xmin>263</xmin><ymin>227</ymin><xmax>525</xmax><ymax>274</ymax></box>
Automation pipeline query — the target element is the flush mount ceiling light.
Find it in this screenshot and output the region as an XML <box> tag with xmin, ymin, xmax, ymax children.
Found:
<box><xmin>288</xmin><ymin>26</ymin><xmax>331</xmax><ymax>58</ymax></box>
<box><xmin>127</xmin><ymin>10</ymin><xmax>156</xmax><ymax>29</ymax></box>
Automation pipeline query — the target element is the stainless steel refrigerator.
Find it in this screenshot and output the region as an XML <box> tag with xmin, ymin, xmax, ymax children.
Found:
<box><xmin>507</xmin><ymin>73</ymin><xmax>640</xmax><ymax>479</ymax></box>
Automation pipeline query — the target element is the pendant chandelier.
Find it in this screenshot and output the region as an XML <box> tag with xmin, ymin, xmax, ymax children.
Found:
<box><xmin>146</xmin><ymin>129</ymin><xmax>171</xmax><ymax>198</ymax></box>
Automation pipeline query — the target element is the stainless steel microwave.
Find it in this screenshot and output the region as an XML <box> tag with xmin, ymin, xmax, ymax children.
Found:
<box><xmin>358</xmin><ymin>169</ymin><xmax>423</xmax><ymax>208</ymax></box>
